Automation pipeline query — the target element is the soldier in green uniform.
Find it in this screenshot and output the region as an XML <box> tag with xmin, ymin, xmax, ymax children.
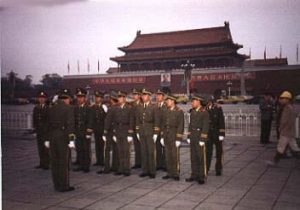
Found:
<box><xmin>136</xmin><ymin>88</ymin><xmax>160</xmax><ymax>178</ymax></box>
<box><xmin>91</xmin><ymin>91</ymin><xmax>107</xmax><ymax>166</ymax></box>
<box><xmin>155</xmin><ymin>89</ymin><xmax>167</xmax><ymax>171</ymax></box>
<box><xmin>33</xmin><ymin>91</ymin><xmax>50</xmax><ymax>170</ymax></box>
<box><xmin>131</xmin><ymin>88</ymin><xmax>142</xmax><ymax>169</ymax></box>
<box><xmin>185</xmin><ymin>94</ymin><xmax>210</xmax><ymax>184</ymax></box>
<box><xmin>98</xmin><ymin>91</ymin><xmax>119</xmax><ymax>174</ymax></box>
<box><xmin>206</xmin><ymin>96</ymin><xmax>225</xmax><ymax>176</ymax></box>
<box><xmin>114</xmin><ymin>91</ymin><xmax>134</xmax><ymax>176</ymax></box>
<box><xmin>161</xmin><ymin>95</ymin><xmax>184</xmax><ymax>181</ymax></box>
<box><xmin>45</xmin><ymin>89</ymin><xmax>76</xmax><ymax>192</ymax></box>
<box><xmin>73</xmin><ymin>88</ymin><xmax>94</xmax><ymax>173</ymax></box>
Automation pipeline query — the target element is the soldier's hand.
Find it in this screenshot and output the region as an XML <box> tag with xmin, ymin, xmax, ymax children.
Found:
<box><xmin>86</xmin><ymin>135</ymin><xmax>92</xmax><ymax>139</ymax></box>
<box><xmin>136</xmin><ymin>133</ymin><xmax>140</xmax><ymax>141</ymax></box>
<box><xmin>160</xmin><ymin>138</ymin><xmax>165</xmax><ymax>147</ymax></box>
<box><xmin>219</xmin><ymin>136</ymin><xmax>224</xmax><ymax>141</ymax></box>
<box><xmin>127</xmin><ymin>136</ymin><xmax>133</xmax><ymax>143</ymax></box>
<box><xmin>68</xmin><ymin>141</ymin><xmax>75</xmax><ymax>149</ymax></box>
<box><xmin>102</xmin><ymin>136</ymin><xmax>107</xmax><ymax>142</ymax></box>
<box><xmin>199</xmin><ymin>141</ymin><xmax>205</xmax><ymax>146</ymax></box>
<box><xmin>113</xmin><ymin>136</ymin><xmax>117</xmax><ymax>143</ymax></box>
<box><xmin>44</xmin><ymin>141</ymin><xmax>50</xmax><ymax>148</ymax></box>
<box><xmin>153</xmin><ymin>134</ymin><xmax>158</xmax><ymax>143</ymax></box>
<box><xmin>186</xmin><ymin>139</ymin><xmax>191</xmax><ymax>144</ymax></box>
<box><xmin>175</xmin><ymin>141</ymin><xmax>181</xmax><ymax>147</ymax></box>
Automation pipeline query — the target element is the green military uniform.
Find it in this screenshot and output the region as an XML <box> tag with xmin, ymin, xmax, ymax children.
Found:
<box><xmin>131</xmin><ymin>88</ymin><xmax>142</xmax><ymax>168</ymax></box>
<box><xmin>161</xmin><ymin>95</ymin><xmax>184</xmax><ymax>180</ymax></box>
<box><xmin>114</xmin><ymin>91</ymin><xmax>134</xmax><ymax>176</ymax></box>
<box><xmin>186</xmin><ymin>94</ymin><xmax>210</xmax><ymax>184</ymax></box>
<box><xmin>101</xmin><ymin>94</ymin><xmax>119</xmax><ymax>173</ymax></box>
<box><xmin>206</xmin><ymin>101</ymin><xmax>225</xmax><ymax>176</ymax></box>
<box><xmin>74</xmin><ymin>88</ymin><xmax>93</xmax><ymax>172</ymax></box>
<box><xmin>136</xmin><ymin>88</ymin><xmax>160</xmax><ymax>178</ymax></box>
<box><xmin>33</xmin><ymin>91</ymin><xmax>50</xmax><ymax>169</ymax></box>
<box><xmin>48</xmin><ymin>89</ymin><xmax>75</xmax><ymax>192</ymax></box>
<box><xmin>156</xmin><ymin>89</ymin><xmax>167</xmax><ymax>170</ymax></box>
<box><xmin>91</xmin><ymin>91</ymin><xmax>107</xmax><ymax>166</ymax></box>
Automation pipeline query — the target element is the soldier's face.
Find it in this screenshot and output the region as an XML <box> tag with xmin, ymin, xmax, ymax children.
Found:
<box><xmin>77</xmin><ymin>96</ymin><xmax>86</xmax><ymax>104</ymax></box>
<box><xmin>192</xmin><ymin>99</ymin><xmax>200</xmax><ymax>109</ymax></box>
<box><xmin>166</xmin><ymin>99</ymin><xmax>174</xmax><ymax>108</ymax></box>
<box><xmin>95</xmin><ymin>96</ymin><xmax>102</xmax><ymax>104</ymax></box>
<box><xmin>142</xmin><ymin>94</ymin><xmax>151</xmax><ymax>103</ymax></box>
<box><xmin>38</xmin><ymin>97</ymin><xmax>46</xmax><ymax>104</ymax></box>
<box><xmin>63</xmin><ymin>98</ymin><xmax>71</xmax><ymax>105</ymax></box>
<box><xmin>118</xmin><ymin>96</ymin><xmax>126</xmax><ymax>104</ymax></box>
<box><xmin>133</xmin><ymin>94</ymin><xmax>140</xmax><ymax>101</ymax></box>
<box><xmin>156</xmin><ymin>94</ymin><xmax>164</xmax><ymax>102</ymax></box>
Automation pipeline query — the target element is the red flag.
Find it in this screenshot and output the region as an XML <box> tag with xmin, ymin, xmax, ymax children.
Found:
<box><xmin>264</xmin><ymin>46</ymin><xmax>266</xmax><ymax>60</ymax></box>
<box><xmin>97</xmin><ymin>60</ymin><xmax>100</xmax><ymax>73</ymax></box>
<box><xmin>67</xmin><ymin>61</ymin><xmax>70</xmax><ymax>74</ymax></box>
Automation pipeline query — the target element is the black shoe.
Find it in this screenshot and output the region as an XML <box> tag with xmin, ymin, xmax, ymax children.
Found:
<box><xmin>83</xmin><ymin>169</ymin><xmax>90</xmax><ymax>173</ymax></box>
<box><xmin>162</xmin><ymin>175</ymin><xmax>170</xmax><ymax>179</ymax></box>
<box><xmin>198</xmin><ymin>180</ymin><xmax>205</xmax><ymax>185</ymax></box>
<box><xmin>34</xmin><ymin>165</ymin><xmax>42</xmax><ymax>169</ymax></box>
<box><xmin>123</xmin><ymin>172</ymin><xmax>131</xmax><ymax>176</ymax></box>
<box><xmin>149</xmin><ymin>174</ymin><xmax>156</xmax><ymax>179</ymax></box>
<box><xmin>114</xmin><ymin>172</ymin><xmax>122</xmax><ymax>176</ymax></box>
<box><xmin>58</xmin><ymin>186</ymin><xmax>75</xmax><ymax>192</ymax></box>
<box><xmin>42</xmin><ymin>166</ymin><xmax>49</xmax><ymax>170</ymax></box>
<box><xmin>73</xmin><ymin>167</ymin><xmax>83</xmax><ymax>172</ymax></box>
<box><xmin>139</xmin><ymin>173</ymin><xmax>149</xmax><ymax>177</ymax></box>
<box><xmin>173</xmin><ymin>176</ymin><xmax>180</xmax><ymax>181</ymax></box>
<box><xmin>132</xmin><ymin>165</ymin><xmax>141</xmax><ymax>169</ymax></box>
<box><xmin>185</xmin><ymin>177</ymin><xmax>194</xmax><ymax>182</ymax></box>
<box><xmin>216</xmin><ymin>172</ymin><xmax>222</xmax><ymax>176</ymax></box>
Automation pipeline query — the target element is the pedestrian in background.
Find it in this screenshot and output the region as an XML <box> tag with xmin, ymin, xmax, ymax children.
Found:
<box><xmin>266</xmin><ymin>91</ymin><xmax>300</xmax><ymax>166</ymax></box>
<box><xmin>259</xmin><ymin>92</ymin><xmax>275</xmax><ymax>144</ymax></box>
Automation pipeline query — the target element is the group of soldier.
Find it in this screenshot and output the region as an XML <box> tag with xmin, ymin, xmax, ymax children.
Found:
<box><xmin>33</xmin><ymin>87</ymin><xmax>225</xmax><ymax>192</ymax></box>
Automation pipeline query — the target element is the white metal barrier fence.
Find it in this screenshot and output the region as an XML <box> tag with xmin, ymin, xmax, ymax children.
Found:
<box><xmin>2</xmin><ymin>111</ymin><xmax>300</xmax><ymax>138</ymax></box>
<box><xmin>184</xmin><ymin>111</ymin><xmax>260</xmax><ymax>137</ymax></box>
<box><xmin>1</xmin><ymin>112</ymin><xmax>33</xmax><ymax>130</ymax></box>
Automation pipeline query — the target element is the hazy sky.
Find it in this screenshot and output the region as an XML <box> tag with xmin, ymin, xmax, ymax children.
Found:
<box><xmin>1</xmin><ymin>0</ymin><xmax>300</xmax><ymax>83</ymax></box>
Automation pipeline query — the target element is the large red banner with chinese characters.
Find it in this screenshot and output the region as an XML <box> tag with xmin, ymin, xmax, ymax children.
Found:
<box><xmin>92</xmin><ymin>76</ymin><xmax>146</xmax><ymax>85</ymax></box>
<box><xmin>192</xmin><ymin>72</ymin><xmax>256</xmax><ymax>81</ymax></box>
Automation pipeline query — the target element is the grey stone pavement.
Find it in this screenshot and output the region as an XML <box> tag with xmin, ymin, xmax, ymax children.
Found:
<box><xmin>2</xmin><ymin>130</ymin><xmax>300</xmax><ymax>210</ymax></box>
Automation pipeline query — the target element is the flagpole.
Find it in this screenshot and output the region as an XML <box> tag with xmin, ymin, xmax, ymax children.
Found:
<box><xmin>98</xmin><ymin>59</ymin><xmax>100</xmax><ymax>74</ymax></box>
<box><xmin>279</xmin><ymin>45</ymin><xmax>282</xmax><ymax>59</ymax></box>
<box><xmin>264</xmin><ymin>46</ymin><xmax>266</xmax><ymax>60</ymax></box>
<box><xmin>87</xmin><ymin>59</ymin><xmax>90</xmax><ymax>74</ymax></box>
<box><xmin>77</xmin><ymin>60</ymin><xmax>80</xmax><ymax>74</ymax></box>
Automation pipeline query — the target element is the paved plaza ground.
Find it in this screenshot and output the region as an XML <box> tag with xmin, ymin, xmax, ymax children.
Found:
<box><xmin>2</xmin><ymin>129</ymin><xmax>300</xmax><ymax>210</ymax></box>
